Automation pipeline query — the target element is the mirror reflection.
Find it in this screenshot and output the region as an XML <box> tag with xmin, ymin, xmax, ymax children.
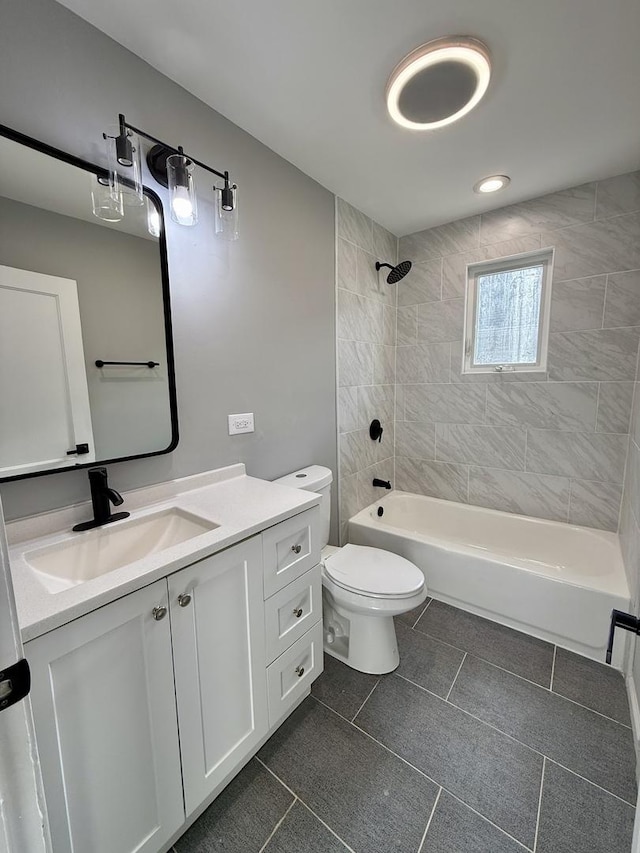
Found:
<box><xmin>0</xmin><ymin>131</ymin><xmax>176</xmax><ymax>481</ymax></box>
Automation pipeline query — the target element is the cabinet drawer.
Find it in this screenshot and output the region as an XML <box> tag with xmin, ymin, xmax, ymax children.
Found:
<box><xmin>262</xmin><ymin>507</ymin><xmax>320</xmax><ymax>597</ymax></box>
<box><xmin>265</xmin><ymin>566</ymin><xmax>322</xmax><ymax>664</ymax></box>
<box><xmin>266</xmin><ymin>621</ymin><xmax>324</xmax><ymax>727</ymax></box>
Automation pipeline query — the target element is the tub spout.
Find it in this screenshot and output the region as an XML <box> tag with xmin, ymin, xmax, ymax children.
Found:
<box><xmin>372</xmin><ymin>478</ymin><xmax>392</xmax><ymax>489</ymax></box>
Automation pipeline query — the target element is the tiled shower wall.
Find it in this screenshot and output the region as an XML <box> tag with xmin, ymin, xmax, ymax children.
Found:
<box><xmin>394</xmin><ymin>171</ymin><xmax>640</xmax><ymax>531</ymax></box>
<box><xmin>336</xmin><ymin>199</ymin><xmax>398</xmax><ymax>543</ymax></box>
<box><xmin>621</xmin><ymin>348</ymin><xmax>640</xmax><ymax>686</ymax></box>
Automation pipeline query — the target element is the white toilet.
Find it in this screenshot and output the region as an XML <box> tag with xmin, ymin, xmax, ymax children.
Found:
<box><xmin>274</xmin><ymin>465</ymin><xmax>428</xmax><ymax>674</ymax></box>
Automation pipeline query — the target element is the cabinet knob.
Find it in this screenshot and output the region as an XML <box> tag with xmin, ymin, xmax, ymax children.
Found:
<box><xmin>293</xmin><ymin>608</ymin><xmax>303</xmax><ymax>618</ymax></box>
<box><xmin>291</xmin><ymin>544</ymin><xmax>302</xmax><ymax>554</ymax></box>
<box><xmin>178</xmin><ymin>593</ymin><xmax>192</xmax><ymax>608</ymax></box>
<box><xmin>152</xmin><ymin>605</ymin><xmax>167</xmax><ymax>621</ymax></box>
<box><xmin>295</xmin><ymin>665</ymin><xmax>305</xmax><ymax>678</ymax></box>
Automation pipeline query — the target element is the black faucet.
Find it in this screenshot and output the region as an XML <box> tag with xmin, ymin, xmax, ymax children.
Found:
<box><xmin>372</xmin><ymin>478</ymin><xmax>392</xmax><ymax>489</ymax></box>
<box><xmin>72</xmin><ymin>467</ymin><xmax>130</xmax><ymax>532</ymax></box>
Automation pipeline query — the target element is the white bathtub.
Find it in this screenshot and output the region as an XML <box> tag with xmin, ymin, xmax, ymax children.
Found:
<box><xmin>348</xmin><ymin>491</ymin><xmax>631</xmax><ymax>668</ymax></box>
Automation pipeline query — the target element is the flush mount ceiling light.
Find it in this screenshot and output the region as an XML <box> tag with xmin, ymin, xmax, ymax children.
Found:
<box><xmin>473</xmin><ymin>174</ymin><xmax>511</xmax><ymax>193</ymax></box>
<box><xmin>386</xmin><ymin>36</ymin><xmax>491</xmax><ymax>130</ymax></box>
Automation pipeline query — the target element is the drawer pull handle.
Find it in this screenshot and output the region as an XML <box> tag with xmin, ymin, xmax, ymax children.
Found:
<box><xmin>152</xmin><ymin>605</ymin><xmax>167</xmax><ymax>621</ymax></box>
<box><xmin>295</xmin><ymin>665</ymin><xmax>305</xmax><ymax>677</ymax></box>
<box><xmin>178</xmin><ymin>593</ymin><xmax>192</xmax><ymax>608</ymax></box>
<box><xmin>291</xmin><ymin>544</ymin><xmax>302</xmax><ymax>554</ymax></box>
<box><xmin>293</xmin><ymin>608</ymin><xmax>303</xmax><ymax>618</ymax></box>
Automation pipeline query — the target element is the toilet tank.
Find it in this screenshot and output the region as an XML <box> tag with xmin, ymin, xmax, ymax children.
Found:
<box><xmin>273</xmin><ymin>465</ymin><xmax>333</xmax><ymax>549</ymax></box>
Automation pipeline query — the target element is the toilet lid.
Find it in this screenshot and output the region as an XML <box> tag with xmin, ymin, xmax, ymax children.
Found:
<box><xmin>324</xmin><ymin>544</ymin><xmax>425</xmax><ymax>598</ymax></box>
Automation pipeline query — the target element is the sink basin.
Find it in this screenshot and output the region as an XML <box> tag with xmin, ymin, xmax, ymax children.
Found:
<box><xmin>24</xmin><ymin>507</ymin><xmax>219</xmax><ymax>593</ymax></box>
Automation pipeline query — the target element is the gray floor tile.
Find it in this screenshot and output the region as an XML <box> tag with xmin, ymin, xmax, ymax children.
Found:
<box><xmin>536</xmin><ymin>761</ymin><xmax>635</xmax><ymax>853</ymax></box>
<box><xmin>259</xmin><ymin>697</ymin><xmax>438</xmax><ymax>853</ymax></box>
<box><xmin>174</xmin><ymin>758</ymin><xmax>293</xmax><ymax>853</ymax></box>
<box><xmin>311</xmin><ymin>654</ymin><xmax>378</xmax><ymax>720</ymax></box>
<box><xmin>396</xmin><ymin>597</ymin><xmax>431</xmax><ymax>626</ymax></box>
<box><xmin>396</xmin><ymin>621</ymin><xmax>465</xmax><ymax>698</ymax></box>
<box><xmin>264</xmin><ymin>801</ymin><xmax>349</xmax><ymax>853</ymax></box>
<box><xmin>553</xmin><ymin>647</ymin><xmax>631</xmax><ymax>725</ymax></box>
<box><xmin>355</xmin><ymin>674</ymin><xmax>542</xmax><ymax>848</ymax></box>
<box><xmin>449</xmin><ymin>655</ymin><xmax>637</xmax><ymax>802</ymax></box>
<box><xmin>422</xmin><ymin>791</ymin><xmax>526</xmax><ymax>853</ymax></box>
<box><xmin>415</xmin><ymin>600</ymin><xmax>554</xmax><ymax>686</ymax></box>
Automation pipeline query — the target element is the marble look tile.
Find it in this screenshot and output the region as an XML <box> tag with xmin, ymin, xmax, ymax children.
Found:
<box><xmin>449</xmin><ymin>656</ymin><xmax>637</xmax><ymax>802</ymax></box>
<box><xmin>486</xmin><ymin>382</ymin><xmax>598</xmax><ymax>431</ymax></box>
<box><xmin>479</xmin><ymin>183</ymin><xmax>596</xmax><ymax>245</ymax></box>
<box><xmin>336</xmin><ymin>197</ymin><xmax>373</xmax><ymax>252</ymax></box>
<box><xmin>595</xmin><ymin>170</ymin><xmax>640</xmax><ymax>220</ymax></box>
<box><xmin>435</xmin><ymin>424</ymin><xmax>525</xmax><ymax>470</ymax></box>
<box><xmin>337</xmin><ymin>340</ymin><xmax>372</xmax><ymax>387</ymax></box>
<box><xmin>339</xmin><ymin>474</ymin><xmax>361</xmax><ymax>526</ymax></box>
<box><xmin>441</xmin><ymin>236</ymin><xmax>542</xmax><ymax>299</ymax></box>
<box><xmin>549</xmin><ymin>275</ymin><xmax>606</xmax><ymax>332</ymax></box>
<box><xmin>339</xmin><ymin>429</ymin><xmax>375</xmax><ymax>478</ymax></box>
<box><xmin>355</xmin><ymin>676</ymin><xmax>543</xmax><ymax>848</ymax></box>
<box><xmin>405</xmin><ymin>383</ymin><xmax>486</xmax><ymax>423</ymax></box>
<box><xmin>400</xmin><ymin>216</ymin><xmax>480</xmax><ymax>263</ymax></box>
<box><xmin>596</xmin><ymin>381</ymin><xmax>635</xmax><ymax>433</ymax></box>
<box><xmin>337</xmin><ymin>288</ymin><xmax>384</xmax><ymax>343</ymax></box>
<box><xmin>174</xmin><ymin>758</ymin><xmax>293</xmax><ymax>853</ymax></box>
<box><xmin>357</xmin><ymin>458</ymin><xmax>395</xmax><ymax>508</ymax></box>
<box><xmin>628</xmin><ymin>440</ymin><xmax>640</xmax><ymax>521</ymax></box>
<box><xmin>548</xmin><ymin>327</ymin><xmax>640</xmax><ymax>381</ymax></box>
<box><xmin>372</xmin><ymin>344</ymin><xmax>395</xmax><ymax>385</ymax></box>
<box><xmin>382</xmin><ymin>304</ymin><xmax>397</xmax><ymax>347</ymax></box>
<box><xmin>372</xmin><ymin>219</ymin><xmax>398</xmax><ymax>264</ymax></box>
<box><xmin>337</xmin><ymin>387</ymin><xmax>358</xmax><ymax>433</ymax></box>
<box><xmin>311</xmin><ymin>655</ymin><xmax>378</xmax><ymax>721</ymax></box>
<box><xmin>526</xmin><ymin>429</ymin><xmax>628</xmax><ymax>483</ymax></box>
<box><xmin>604</xmin><ymin>269</ymin><xmax>640</xmax><ymax>328</ymax></box>
<box><xmin>468</xmin><ymin>468</ymin><xmax>569</xmax><ymax>522</ymax></box>
<box><xmin>395</xmin><ymin>621</ymin><xmax>465</xmax><ymax>697</ymax></box>
<box><xmin>633</xmin><ymin>379</ymin><xmax>640</xmax><ymax>447</ymax></box>
<box><xmin>552</xmin><ymin>647</ymin><xmax>631</xmax><ymax>725</ymax></box>
<box><xmin>536</xmin><ymin>761</ymin><xmax>635</xmax><ymax>853</ymax></box>
<box><xmin>396</xmin><ymin>344</ymin><xmax>450</xmax><ymax>384</ymax></box>
<box><xmin>417</xmin><ymin>298</ymin><xmax>464</xmax><ymax>344</ymax></box>
<box><xmin>336</xmin><ymin>237</ymin><xmax>357</xmax><ymax>293</ymax></box>
<box><xmin>619</xmin><ymin>494</ymin><xmax>640</xmax><ymax>603</ymax></box>
<box><xmin>569</xmin><ymin>479</ymin><xmax>622</xmax><ymax>531</ymax></box>
<box><xmin>395</xmin><ymin>421</ymin><xmax>436</xmax><ymax>460</ymax></box>
<box><xmin>543</xmin><ymin>211</ymin><xmax>640</xmax><ymax>280</ymax></box>
<box><xmin>397</xmin><ymin>259</ymin><xmax>442</xmax><ymax>306</ymax></box>
<box><xmin>357</xmin><ymin>248</ymin><xmax>395</xmax><ymax>305</ymax></box>
<box><xmin>264</xmin><ymin>801</ymin><xmax>350</xmax><ymax>853</ymax></box>
<box><xmin>395</xmin><ymin>384</ymin><xmax>405</xmax><ymax>420</ymax></box>
<box><xmin>395</xmin><ymin>457</ymin><xmax>469</xmax><ymax>502</ymax></box>
<box><xmin>397</xmin><ymin>306</ymin><xmax>417</xmax><ymax>345</ymax></box>
<box><xmin>358</xmin><ymin>384</ymin><xmax>395</xmax><ymax>429</ymax></box>
<box><xmin>423</xmin><ymin>791</ymin><xmax>526</xmax><ymax>853</ymax></box>
<box><xmin>259</xmin><ymin>698</ymin><xmax>439</xmax><ymax>853</ymax></box>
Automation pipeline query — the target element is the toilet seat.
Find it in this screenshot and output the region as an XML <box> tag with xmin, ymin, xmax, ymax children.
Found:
<box><xmin>323</xmin><ymin>544</ymin><xmax>424</xmax><ymax>599</ymax></box>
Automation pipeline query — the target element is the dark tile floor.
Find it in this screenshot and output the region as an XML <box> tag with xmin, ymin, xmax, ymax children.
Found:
<box><xmin>172</xmin><ymin>599</ymin><xmax>637</xmax><ymax>853</ymax></box>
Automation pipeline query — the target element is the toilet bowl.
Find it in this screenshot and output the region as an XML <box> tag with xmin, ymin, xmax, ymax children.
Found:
<box><xmin>274</xmin><ymin>466</ymin><xmax>428</xmax><ymax>675</ymax></box>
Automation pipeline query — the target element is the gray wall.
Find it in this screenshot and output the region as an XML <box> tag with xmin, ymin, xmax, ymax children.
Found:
<box><xmin>392</xmin><ymin>173</ymin><xmax>640</xmax><ymax>531</ymax></box>
<box><xmin>621</xmin><ymin>349</ymin><xmax>640</xmax><ymax>691</ymax></box>
<box><xmin>0</xmin><ymin>195</ymin><xmax>172</xmax><ymax>461</ymax></box>
<box><xmin>0</xmin><ymin>0</ymin><xmax>337</xmax><ymax>538</ymax></box>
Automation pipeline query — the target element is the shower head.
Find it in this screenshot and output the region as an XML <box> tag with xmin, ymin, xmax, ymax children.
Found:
<box><xmin>375</xmin><ymin>259</ymin><xmax>413</xmax><ymax>284</ymax></box>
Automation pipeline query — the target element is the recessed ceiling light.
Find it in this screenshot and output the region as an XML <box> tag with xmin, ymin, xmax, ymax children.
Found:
<box><xmin>386</xmin><ymin>36</ymin><xmax>491</xmax><ymax>131</ymax></box>
<box><xmin>473</xmin><ymin>175</ymin><xmax>511</xmax><ymax>193</ymax></box>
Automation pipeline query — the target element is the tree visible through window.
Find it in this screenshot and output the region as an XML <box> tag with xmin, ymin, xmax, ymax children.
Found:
<box><xmin>463</xmin><ymin>250</ymin><xmax>553</xmax><ymax>374</ymax></box>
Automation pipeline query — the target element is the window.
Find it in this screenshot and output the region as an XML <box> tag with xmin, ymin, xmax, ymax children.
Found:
<box><xmin>463</xmin><ymin>249</ymin><xmax>553</xmax><ymax>374</ymax></box>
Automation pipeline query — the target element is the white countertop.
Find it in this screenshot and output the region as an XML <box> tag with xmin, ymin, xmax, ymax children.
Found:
<box><xmin>7</xmin><ymin>464</ymin><xmax>320</xmax><ymax>642</ymax></box>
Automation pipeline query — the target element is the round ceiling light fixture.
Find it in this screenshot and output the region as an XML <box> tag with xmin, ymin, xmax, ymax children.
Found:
<box><xmin>473</xmin><ymin>174</ymin><xmax>511</xmax><ymax>193</ymax></box>
<box><xmin>386</xmin><ymin>36</ymin><xmax>491</xmax><ymax>130</ymax></box>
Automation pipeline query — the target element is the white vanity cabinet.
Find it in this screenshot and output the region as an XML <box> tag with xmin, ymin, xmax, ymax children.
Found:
<box><xmin>26</xmin><ymin>579</ymin><xmax>184</xmax><ymax>853</ymax></box>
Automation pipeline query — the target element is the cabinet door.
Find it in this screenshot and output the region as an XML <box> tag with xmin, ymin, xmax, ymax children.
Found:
<box><xmin>26</xmin><ymin>580</ymin><xmax>184</xmax><ymax>853</ymax></box>
<box><xmin>169</xmin><ymin>536</ymin><xmax>269</xmax><ymax>814</ymax></box>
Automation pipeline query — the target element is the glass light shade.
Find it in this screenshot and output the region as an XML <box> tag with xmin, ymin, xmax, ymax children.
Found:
<box><xmin>167</xmin><ymin>153</ymin><xmax>197</xmax><ymax>226</ymax></box>
<box><xmin>146</xmin><ymin>198</ymin><xmax>162</xmax><ymax>237</ymax></box>
<box><xmin>215</xmin><ymin>184</ymin><xmax>238</xmax><ymax>241</ymax></box>
<box><xmin>91</xmin><ymin>175</ymin><xmax>123</xmax><ymax>222</ymax></box>
<box><xmin>105</xmin><ymin>124</ymin><xmax>144</xmax><ymax>207</ymax></box>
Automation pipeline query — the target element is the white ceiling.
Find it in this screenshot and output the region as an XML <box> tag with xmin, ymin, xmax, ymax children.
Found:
<box><xmin>56</xmin><ymin>0</ymin><xmax>640</xmax><ymax>236</ymax></box>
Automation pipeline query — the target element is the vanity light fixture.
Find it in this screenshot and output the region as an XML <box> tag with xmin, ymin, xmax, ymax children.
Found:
<box><xmin>103</xmin><ymin>115</ymin><xmax>144</xmax><ymax>206</ymax></box>
<box><xmin>146</xmin><ymin>197</ymin><xmax>161</xmax><ymax>237</ymax></box>
<box><xmin>473</xmin><ymin>174</ymin><xmax>511</xmax><ymax>193</ymax></box>
<box><xmin>91</xmin><ymin>175</ymin><xmax>124</xmax><ymax>222</ymax></box>
<box><xmin>101</xmin><ymin>114</ymin><xmax>238</xmax><ymax>237</ymax></box>
<box><xmin>386</xmin><ymin>36</ymin><xmax>491</xmax><ymax>130</ymax></box>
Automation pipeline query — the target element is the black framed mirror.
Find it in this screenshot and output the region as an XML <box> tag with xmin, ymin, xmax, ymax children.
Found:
<box><xmin>0</xmin><ymin>125</ymin><xmax>178</xmax><ymax>482</ymax></box>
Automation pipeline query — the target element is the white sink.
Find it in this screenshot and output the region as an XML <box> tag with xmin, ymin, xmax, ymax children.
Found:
<box><xmin>24</xmin><ymin>507</ymin><xmax>219</xmax><ymax>593</ymax></box>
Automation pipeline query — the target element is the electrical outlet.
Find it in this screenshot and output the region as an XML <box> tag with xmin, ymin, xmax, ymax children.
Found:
<box><xmin>228</xmin><ymin>413</ymin><xmax>255</xmax><ymax>435</ymax></box>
